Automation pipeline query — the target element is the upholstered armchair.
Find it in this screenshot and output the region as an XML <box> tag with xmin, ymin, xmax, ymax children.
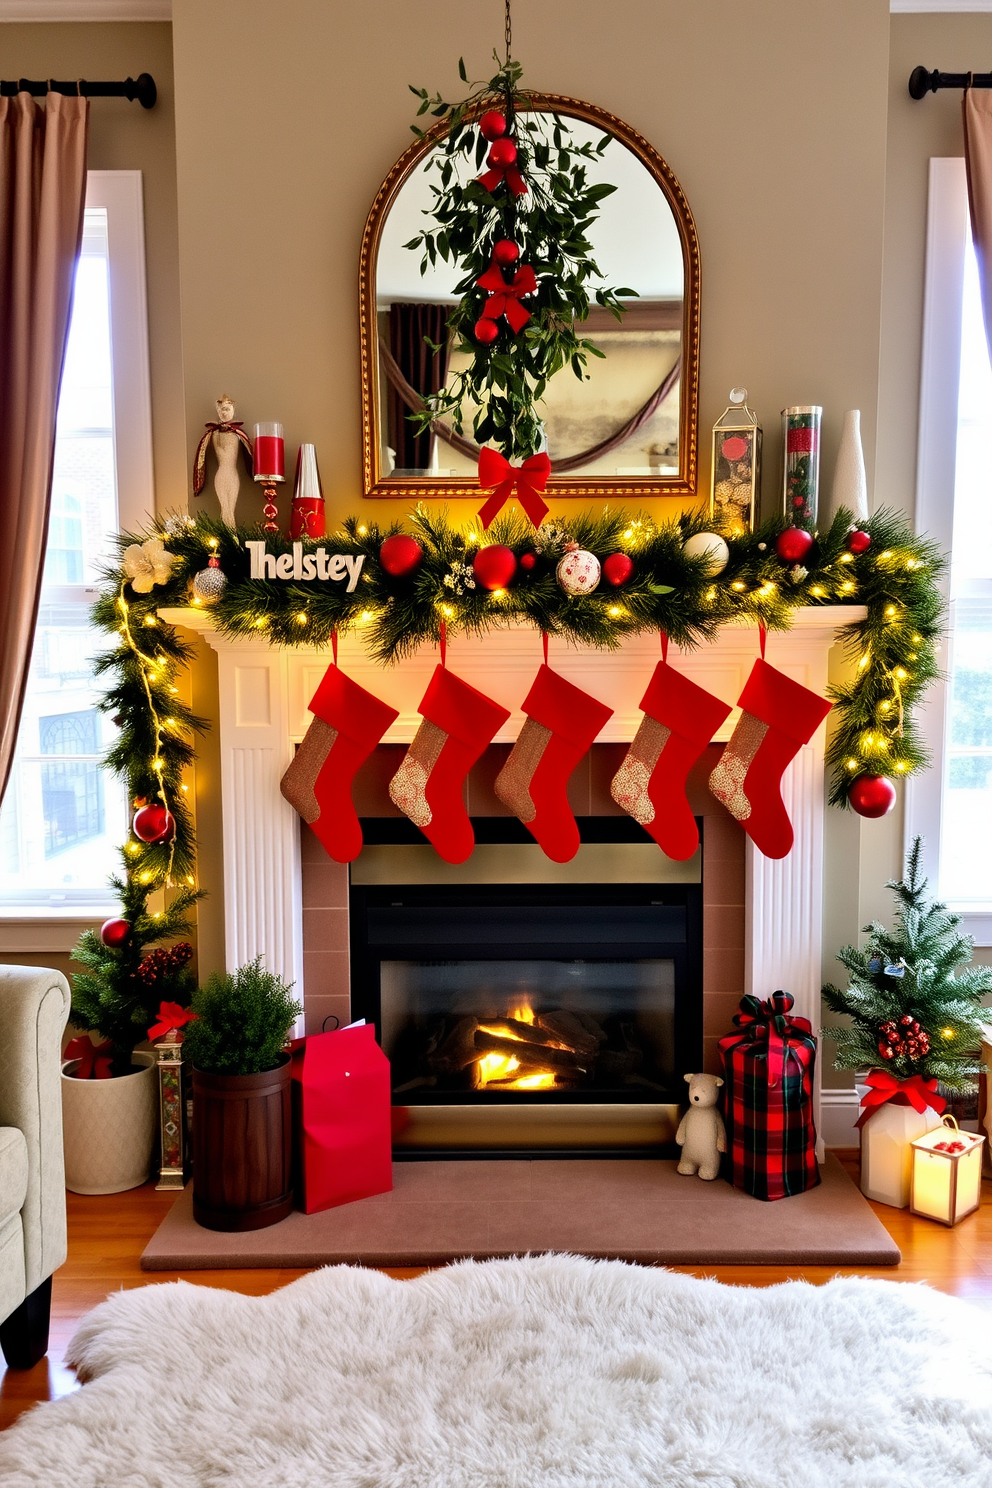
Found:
<box><xmin>0</xmin><ymin>964</ymin><xmax>71</xmax><ymax>1368</ymax></box>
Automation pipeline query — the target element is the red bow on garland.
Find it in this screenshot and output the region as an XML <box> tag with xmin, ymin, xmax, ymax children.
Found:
<box><xmin>476</xmin><ymin>261</ymin><xmax>538</xmax><ymax>333</ymax></box>
<box><xmin>477</xmin><ymin>448</ymin><xmax>552</xmax><ymax>530</ymax></box>
<box><xmin>478</xmin><ymin>158</ymin><xmax>528</xmax><ymax>197</ymax></box>
<box><xmin>147</xmin><ymin>1001</ymin><xmax>199</xmax><ymax>1042</ymax></box>
<box><xmin>732</xmin><ymin>991</ymin><xmax>812</xmax><ymax>1088</ymax></box>
<box><xmin>64</xmin><ymin>1036</ymin><xmax>113</xmax><ymax>1080</ymax></box>
<box><xmin>854</xmin><ymin>1067</ymin><xmax>946</xmax><ymax>1130</ymax></box>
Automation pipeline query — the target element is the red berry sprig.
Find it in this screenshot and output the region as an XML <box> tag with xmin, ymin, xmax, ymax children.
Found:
<box><xmin>132</xmin><ymin>942</ymin><xmax>194</xmax><ymax>987</ymax></box>
<box><xmin>877</xmin><ymin>1013</ymin><xmax>931</xmax><ymax>1062</ymax></box>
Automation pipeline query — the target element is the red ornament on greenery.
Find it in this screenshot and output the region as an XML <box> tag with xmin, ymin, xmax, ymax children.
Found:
<box><xmin>379</xmin><ymin>533</ymin><xmax>424</xmax><ymax>578</ymax></box>
<box><xmin>487</xmin><ymin>137</ymin><xmax>517</xmax><ymax>167</ymax></box>
<box><xmin>493</xmin><ymin>238</ymin><xmax>520</xmax><ymax>268</ymax></box>
<box><xmin>474</xmin><ymin>317</ymin><xmax>499</xmax><ymax>345</ymax></box>
<box><xmin>849</xmin><ymin>773</ymin><xmax>896</xmax><ymax>819</ymax></box>
<box><xmin>775</xmin><ymin>526</ymin><xmax>814</xmax><ymax>565</ymax></box>
<box><xmin>479</xmin><ymin>109</ymin><xmax>507</xmax><ymax>141</ymax></box>
<box><xmin>100</xmin><ymin>917</ymin><xmax>130</xmax><ymax>948</ymax></box>
<box><xmin>519</xmin><ymin>552</ymin><xmax>537</xmax><ymax>572</ymax></box>
<box><xmin>602</xmin><ymin>552</ymin><xmax>634</xmax><ymax>587</ymax></box>
<box><xmin>848</xmin><ymin>529</ymin><xmax>871</xmax><ymax>555</ymax></box>
<box><xmin>473</xmin><ymin>544</ymin><xmax>517</xmax><ymax>590</ymax></box>
<box><xmin>133</xmin><ymin>804</ymin><xmax>175</xmax><ymax>844</ymax></box>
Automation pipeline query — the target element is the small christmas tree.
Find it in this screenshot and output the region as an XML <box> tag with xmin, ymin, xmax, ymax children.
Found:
<box><xmin>822</xmin><ymin>838</ymin><xmax>992</xmax><ymax>1093</ymax></box>
<box><xmin>70</xmin><ymin>855</ymin><xmax>201</xmax><ymax>1075</ymax></box>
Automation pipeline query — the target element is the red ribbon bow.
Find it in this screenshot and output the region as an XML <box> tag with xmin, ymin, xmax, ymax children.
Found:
<box><xmin>732</xmin><ymin>991</ymin><xmax>811</xmax><ymax>1089</ymax></box>
<box><xmin>477</xmin><ymin>448</ymin><xmax>552</xmax><ymax>530</ymax></box>
<box><xmin>478</xmin><ymin>159</ymin><xmax>528</xmax><ymax>197</ymax></box>
<box><xmin>147</xmin><ymin>1001</ymin><xmax>199</xmax><ymax>1042</ymax></box>
<box><xmin>854</xmin><ymin>1068</ymin><xmax>946</xmax><ymax>1130</ymax></box>
<box><xmin>64</xmin><ymin>1036</ymin><xmax>113</xmax><ymax>1080</ymax></box>
<box><xmin>476</xmin><ymin>261</ymin><xmax>537</xmax><ymax>333</ymax></box>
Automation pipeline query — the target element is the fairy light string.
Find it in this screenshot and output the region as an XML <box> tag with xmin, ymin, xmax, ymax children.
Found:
<box><xmin>116</xmin><ymin>581</ymin><xmax>178</xmax><ymax>887</ymax></box>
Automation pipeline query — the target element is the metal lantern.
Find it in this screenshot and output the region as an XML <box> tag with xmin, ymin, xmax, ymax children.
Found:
<box><xmin>909</xmin><ymin>1114</ymin><xmax>985</xmax><ymax>1226</ymax></box>
<box><xmin>710</xmin><ymin>388</ymin><xmax>761</xmax><ymax>537</ymax></box>
<box><xmin>155</xmin><ymin>1030</ymin><xmax>188</xmax><ymax>1190</ymax></box>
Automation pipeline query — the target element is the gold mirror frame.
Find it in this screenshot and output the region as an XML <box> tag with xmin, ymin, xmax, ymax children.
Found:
<box><xmin>359</xmin><ymin>93</ymin><xmax>701</xmax><ymax>502</ymax></box>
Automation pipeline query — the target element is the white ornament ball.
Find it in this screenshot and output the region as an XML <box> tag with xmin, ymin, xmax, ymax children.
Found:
<box><xmin>192</xmin><ymin>561</ymin><xmax>227</xmax><ymax>603</ymax></box>
<box><xmin>556</xmin><ymin>545</ymin><xmax>601</xmax><ymax>596</ymax></box>
<box><xmin>682</xmin><ymin>531</ymin><xmax>730</xmax><ymax>576</ymax></box>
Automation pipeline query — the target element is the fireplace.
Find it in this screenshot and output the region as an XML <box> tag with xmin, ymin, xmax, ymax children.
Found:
<box><xmin>349</xmin><ymin>818</ymin><xmax>702</xmax><ymax>1155</ymax></box>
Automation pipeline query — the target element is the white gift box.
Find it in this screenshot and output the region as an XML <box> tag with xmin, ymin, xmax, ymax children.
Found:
<box><xmin>859</xmin><ymin>1099</ymin><xmax>944</xmax><ymax>1209</ymax></box>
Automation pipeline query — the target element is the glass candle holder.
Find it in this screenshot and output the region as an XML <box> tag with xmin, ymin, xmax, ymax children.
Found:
<box><xmin>253</xmin><ymin>421</ymin><xmax>286</xmax><ymax>483</ymax></box>
<box><xmin>711</xmin><ymin>388</ymin><xmax>761</xmax><ymax>537</ymax></box>
<box><xmin>781</xmin><ymin>406</ymin><xmax>821</xmax><ymax>528</ymax></box>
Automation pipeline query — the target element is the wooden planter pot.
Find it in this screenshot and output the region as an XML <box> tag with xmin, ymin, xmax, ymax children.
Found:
<box><xmin>192</xmin><ymin>1056</ymin><xmax>293</xmax><ymax>1232</ymax></box>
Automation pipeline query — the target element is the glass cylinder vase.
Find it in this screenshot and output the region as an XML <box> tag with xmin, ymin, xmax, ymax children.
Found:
<box><xmin>781</xmin><ymin>405</ymin><xmax>822</xmax><ymax>528</ymax></box>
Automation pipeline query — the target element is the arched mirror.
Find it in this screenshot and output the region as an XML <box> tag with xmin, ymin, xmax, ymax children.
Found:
<box><xmin>359</xmin><ymin>94</ymin><xmax>700</xmax><ymax>501</ymax></box>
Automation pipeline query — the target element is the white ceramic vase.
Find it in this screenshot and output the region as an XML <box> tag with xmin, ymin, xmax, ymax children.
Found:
<box><xmin>859</xmin><ymin>1098</ymin><xmax>944</xmax><ymax>1208</ymax></box>
<box><xmin>61</xmin><ymin>1052</ymin><xmax>158</xmax><ymax>1195</ymax></box>
<box><xmin>829</xmin><ymin>409</ymin><xmax>869</xmax><ymax>523</ymax></box>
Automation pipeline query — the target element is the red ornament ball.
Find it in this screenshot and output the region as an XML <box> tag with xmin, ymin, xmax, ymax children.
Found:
<box><xmin>479</xmin><ymin>109</ymin><xmax>507</xmax><ymax>141</ymax></box>
<box><xmin>100</xmin><ymin>917</ymin><xmax>130</xmax><ymax>948</ymax></box>
<box><xmin>493</xmin><ymin>238</ymin><xmax>520</xmax><ymax>268</ymax></box>
<box><xmin>849</xmin><ymin>773</ymin><xmax>897</xmax><ymax>819</ymax></box>
<box><xmin>132</xmin><ymin>804</ymin><xmax>175</xmax><ymax>844</ymax></box>
<box><xmin>775</xmin><ymin>526</ymin><xmax>815</xmax><ymax>565</ymax></box>
<box><xmin>474</xmin><ymin>317</ymin><xmax>499</xmax><ymax>345</ymax></box>
<box><xmin>488</xmin><ymin>137</ymin><xmax>517</xmax><ymax>167</ymax></box>
<box><xmin>721</xmin><ymin>435</ymin><xmax>748</xmax><ymax>462</ymax></box>
<box><xmin>379</xmin><ymin>533</ymin><xmax>424</xmax><ymax>578</ymax></box>
<box><xmin>472</xmin><ymin>544</ymin><xmax>517</xmax><ymax>591</ymax></box>
<box><xmin>848</xmin><ymin>529</ymin><xmax>871</xmax><ymax>555</ymax></box>
<box><xmin>602</xmin><ymin>552</ymin><xmax>635</xmax><ymax>587</ymax></box>
<box><xmin>519</xmin><ymin>552</ymin><xmax>537</xmax><ymax>572</ymax></box>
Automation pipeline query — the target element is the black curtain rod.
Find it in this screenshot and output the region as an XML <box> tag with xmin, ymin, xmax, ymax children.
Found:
<box><xmin>0</xmin><ymin>74</ymin><xmax>156</xmax><ymax>108</ymax></box>
<box><xmin>910</xmin><ymin>65</ymin><xmax>992</xmax><ymax>100</ymax></box>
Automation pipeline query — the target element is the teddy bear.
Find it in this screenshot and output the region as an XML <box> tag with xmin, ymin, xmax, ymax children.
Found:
<box><xmin>675</xmin><ymin>1072</ymin><xmax>726</xmax><ymax>1180</ymax></box>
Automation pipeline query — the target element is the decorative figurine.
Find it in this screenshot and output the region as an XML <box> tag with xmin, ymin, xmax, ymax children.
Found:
<box><xmin>675</xmin><ymin>1072</ymin><xmax>726</xmax><ymax>1180</ymax></box>
<box><xmin>192</xmin><ymin>395</ymin><xmax>253</xmax><ymax>529</ymax></box>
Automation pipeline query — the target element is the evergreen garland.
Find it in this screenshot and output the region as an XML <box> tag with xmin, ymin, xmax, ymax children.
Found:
<box><xmin>822</xmin><ymin>839</ymin><xmax>991</xmax><ymax>1093</ymax></box>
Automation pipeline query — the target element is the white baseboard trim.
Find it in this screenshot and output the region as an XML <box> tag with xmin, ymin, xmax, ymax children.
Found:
<box><xmin>820</xmin><ymin>1089</ymin><xmax>861</xmax><ymax>1148</ymax></box>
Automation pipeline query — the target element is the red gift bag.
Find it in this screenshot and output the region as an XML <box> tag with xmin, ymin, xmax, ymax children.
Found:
<box><xmin>290</xmin><ymin>1023</ymin><xmax>393</xmax><ymax>1213</ymax></box>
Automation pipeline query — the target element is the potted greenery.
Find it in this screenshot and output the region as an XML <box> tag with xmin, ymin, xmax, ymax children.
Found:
<box><xmin>182</xmin><ymin>958</ymin><xmax>302</xmax><ymax>1232</ymax></box>
<box><xmin>64</xmin><ymin>871</ymin><xmax>198</xmax><ymax>1194</ymax></box>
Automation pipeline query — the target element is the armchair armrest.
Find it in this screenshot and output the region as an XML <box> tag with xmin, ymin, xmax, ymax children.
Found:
<box><xmin>0</xmin><ymin>966</ymin><xmax>71</xmax><ymax>1292</ymax></box>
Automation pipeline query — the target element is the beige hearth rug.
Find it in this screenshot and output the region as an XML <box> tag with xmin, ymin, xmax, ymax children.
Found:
<box><xmin>2</xmin><ymin>1254</ymin><xmax>991</xmax><ymax>1487</ymax></box>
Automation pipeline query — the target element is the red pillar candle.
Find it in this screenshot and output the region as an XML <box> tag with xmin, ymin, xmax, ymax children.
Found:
<box><xmin>253</xmin><ymin>422</ymin><xmax>286</xmax><ymax>483</ymax></box>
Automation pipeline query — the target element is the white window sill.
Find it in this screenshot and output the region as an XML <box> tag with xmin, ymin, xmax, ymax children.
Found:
<box><xmin>0</xmin><ymin>915</ymin><xmax>114</xmax><ymax>954</ymax></box>
<box><xmin>952</xmin><ymin>912</ymin><xmax>992</xmax><ymax>947</ymax></box>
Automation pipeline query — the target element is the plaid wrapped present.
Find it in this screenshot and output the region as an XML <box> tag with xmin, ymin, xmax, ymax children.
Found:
<box><xmin>718</xmin><ymin>991</ymin><xmax>820</xmax><ymax>1201</ymax></box>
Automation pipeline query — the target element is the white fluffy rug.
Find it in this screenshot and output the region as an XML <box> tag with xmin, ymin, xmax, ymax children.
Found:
<box><xmin>2</xmin><ymin>1256</ymin><xmax>991</xmax><ymax>1487</ymax></box>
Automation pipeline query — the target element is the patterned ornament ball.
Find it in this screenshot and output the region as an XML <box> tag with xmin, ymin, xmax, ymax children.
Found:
<box><xmin>132</xmin><ymin>803</ymin><xmax>176</xmax><ymax>844</ymax></box>
<box><xmin>519</xmin><ymin>552</ymin><xmax>537</xmax><ymax>572</ymax></box>
<box><xmin>682</xmin><ymin>531</ymin><xmax>730</xmax><ymax>576</ymax></box>
<box><xmin>602</xmin><ymin>552</ymin><xmax>635</xmax><ymax>587</ymax></box>
<box><xmin>191</xmin><ymin>556</ymin><xmax>227</xmax><ymax>604</ymax></box>
<box><xmin>849</xmin><ymin>773</ymin><xmax>897</xmax><ymax>818</ymax></box>
<box><xmin>847</xmin><ymin>529</ymin><xmax>871</xmax><ymax>556</ymax></box>
<box><xmin>473</xmin><ymin>544</ymin><xmax>517</xmax><ymax>591</ymax></box>
<box><xmin>100</xmin><ymin>917</ymin><xmax>130</xmax><ymax>948</ymax></box>
<box><xmin>479</xmin><ymin>109</ymin><xmax>507</xmax><ymax>141</ymax></box>
<box><xmin>775</xmin><ymin>526</ymin><xmax>815</xmax><ymax>565</ymax></box>
<box><xmin>557</xmin><ymin>542</ymin><xmax>601</xmax><ymax>596</ymax></box>
<box><xmin>493</xmin><ymin>238</ymin><xmax>520</xmax><ymax>268</ymax></box>
<box><xmin>474</xmin><ymin>317</ymin><xmax>499</xmax><ymax>345</ymax></box>
<box><xmin>487</xmin><ymin>137</ymin><xmax>517</xmax><ymax>168</ymax></box>
<box><xmin>379</xmin><ymin>533</ymin><xmax>424</xmax><ymax>578</ymax></box>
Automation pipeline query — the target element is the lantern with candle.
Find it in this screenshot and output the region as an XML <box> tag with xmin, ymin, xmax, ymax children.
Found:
<box><xmin>710</xmin><ymin>388</ymin><xmax>761</xmax><ymax>537</ymax></box>
<box><xmin>253</xmin><ymin>421</ymin><xmax>286</xmax><ymax>533</ymax></box>
<box><xmin>290</xmin><ymin>443</ymin><xmax>326</xmax><ymax>540</ymax></box>
<box><xmin>910</xmin><ymin>1115</ymin><xmax>986</xmax><ymax>1226</ymax></box>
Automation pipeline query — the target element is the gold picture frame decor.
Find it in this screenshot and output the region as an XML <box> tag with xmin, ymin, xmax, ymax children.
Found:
<box><xmin>359</xmin><ymin>93</ymin><xmax>701</xmax><ymax>503</ymax></box>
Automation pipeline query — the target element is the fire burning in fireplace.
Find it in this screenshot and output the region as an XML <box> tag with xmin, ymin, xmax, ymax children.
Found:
<box><xmin>476</xmin><ymin>1000</ymin><xmax>560</xmax><ymax>1090</ymax></box>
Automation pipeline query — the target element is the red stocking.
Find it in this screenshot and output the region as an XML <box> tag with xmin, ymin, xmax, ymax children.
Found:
<box><xmin>280</xmin><ymin>653</ymin><xmax>399</xmax><ymax>864</ymax></box>
<box><xmin>709</xmin><ymin>641</ymin><xmax>832</xmax><ymax>859</ymax></box>
<box><xmin>611</xmin><ymin>642</ymin><xmax>731</xmax><ymax>860</ymax></box>
<box><xmin>388</xmin><ymin>664</ymin><xmax>510</xmax><ymax>864</ymax></box>
<box><xmin>495</xmin><ymin>661</ymin><xmax>613</xmax><ymax>863</ymax></box>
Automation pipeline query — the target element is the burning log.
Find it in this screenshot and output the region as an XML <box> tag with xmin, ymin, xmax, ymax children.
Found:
<box><xmin>427</xmin><ymin>1017</ymin><xmax>481</xmax><ymax>1074</ymax></box>
<box><xmin>536</xmin><ymin>1010</ymin><xmax>602</xmax><ymax>1055</ymax></box>
<box><xmin>479</xmin><ymin>1017</ymin><xmax>590</xmax><ymax>1054</ymax></box>
<box><xmin>474</xmin><ymin>1029</ymin><xmax>590</xmax><ymax>1074</ymax></box>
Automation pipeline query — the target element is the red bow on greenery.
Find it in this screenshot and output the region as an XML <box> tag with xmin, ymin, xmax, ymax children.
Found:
<box><xmin>478</xmin><ymin>159</ymin><xmax>528</xmax><ymax>197</ymax></box>
<box><xmin>854</xmin><ymin>1067</ymin><xmax>946</xmax><ymax>1130</ymax></box>
<box><xmin>477</xmin><ymin>448</ymin><xmax>552</xmax><ymax>530</ymax></box>
<box><xmin>64</xmin><ymin>1036</ymin><xmax>113</xmax><ymax>1080</ymax></box>
<box><xmin>147</xmin><ymin>1001</ymin><xmax>199</xmax><ymax>1042</ymax></box>
<box><xmin>732</xmin><ymin>991</ymin><xmax>811</xmax><ymax>1088</ymax></box>
<box><xmin>476</xmin><ymin>261</ymin><xmax>537</xmax><ymax>333</ymax></box>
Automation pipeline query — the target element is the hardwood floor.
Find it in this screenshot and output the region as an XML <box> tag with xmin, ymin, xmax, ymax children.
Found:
<box><xmin>2</xmin><ymin>1151</ymin><xmax>991</xmax><ymax>1432</ymax></box>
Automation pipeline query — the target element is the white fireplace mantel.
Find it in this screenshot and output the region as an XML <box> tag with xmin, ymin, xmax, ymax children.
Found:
<box><xmin>162</xmin><ymin>606</ymin><xmax>863</xmax><ymax>1135</ymax></box>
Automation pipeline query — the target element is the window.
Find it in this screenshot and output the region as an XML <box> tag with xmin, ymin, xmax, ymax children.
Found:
<box><xmin>911</xmin><ymin>157</ymin><xmax>992</xmax><ymax>938</ymax></box>
<box><xmin>0</xmin><ymin>172</ymin><xmax>153</xmax><ymax>917</ymax></box>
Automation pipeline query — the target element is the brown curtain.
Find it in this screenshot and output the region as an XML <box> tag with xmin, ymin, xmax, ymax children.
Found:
<box><xmin>387</xmin><ymin>303</ymin><xmax>450</xmax><ymax>470</ymax></box>
<box><xmin>0</xmin><ymin>91</ymin><xmax>89</xmax><ymax>807</ymax></box>
<box><xmin>964</xmin><ymin>88</ymin><xmax>992</xmax><ymax>361</ymax></box>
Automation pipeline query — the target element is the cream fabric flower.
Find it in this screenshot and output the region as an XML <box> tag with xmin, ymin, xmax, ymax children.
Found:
<box><xmin>122</xmin><ymin>538</ymin><xmax>176</xmax><ymax>593</ymax></box>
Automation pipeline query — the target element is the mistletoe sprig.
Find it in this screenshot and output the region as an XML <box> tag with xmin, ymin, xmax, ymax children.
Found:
<box><xmin>405</xmin><ymin>57</ymin><xmax>635</xmax><ymax>459</ymax></box>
